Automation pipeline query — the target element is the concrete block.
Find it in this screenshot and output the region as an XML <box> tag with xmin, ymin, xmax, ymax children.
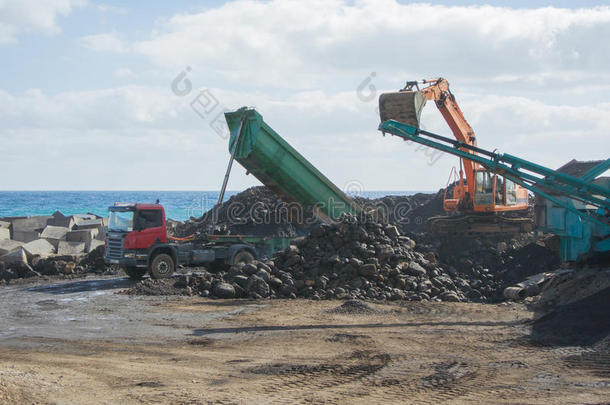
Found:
<box><xmin>0</xmin><ymin>247</ymin><xmax>28</xmax><ymax>265</ymax></box>
<box><xmin>0</xmin><ymin>239</ymin><xmax>25</xmax><ymax>255</ymax></box>
<box><xmin>40</xmin><ymin>225</ymin><xmax>69</xmax><ymax>248</ymax></box>
<box><xmin>12</xmin><ymin>230</ymin><xmax>40</xmax><ymax>243</ymax></box>
<box><xmin>73</xmin><ymin>214</ymin><xmax>97</xmax><ymax>224</ymax></box>
<box><xmin>0</xmin><ymin>220</ymin><xmax>10</xmax><ymax>229</ymax></box>
<box><xmin>40</xmin><ymin>225</ymin><xmax>70</xmax><ymax>240</ymax></box>
<box><xmin>88</xmin><ymin>239</ymin><xmax>105</xmax><ymax>253</ymax></box>
<box><xmin>0</xmin><ymin>228</ymin><xmax>9</xmax><ymax>240</ymax></box>
<box><xmin>96</xmin><ymin>223</ymin><xmax>107</xmax><ymax>241</ymax></box>
<box><xmin>47</xmin><ymin>211</ymin><xmax>75</xmax><ymax>230</ymax></box>
<box><xmin>23</xmin><ymin>239</ymin><xmax>56</xmax><ymax>258</ymax></box>
<box><xmin>67</xmin><ymin>229</ymin><xmax>98</xmax><ymax>244</ymax></box>
<box><xmin>74</xmin><ymin>218</ymin><xmax>103</xmax><ymax>230</ymax></box>
<box><xmin>11</xmin><ymin>216</ymin><xmax>52</xmax><ymax>232</ymax></box>
<box><xmin>57</xmin><ymin>241</ymin><xmax>86</xmax><ymax>256</ymax></box>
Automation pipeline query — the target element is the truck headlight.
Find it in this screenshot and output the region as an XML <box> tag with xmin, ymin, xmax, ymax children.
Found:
<box><xmin>124</xmin><ymin>253</ymin><xmax>136</xmax><ymax>259</ymax></box>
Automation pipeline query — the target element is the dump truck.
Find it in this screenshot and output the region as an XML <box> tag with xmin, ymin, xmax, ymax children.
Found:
<box><xmin>105</xmin><ymin>108</ymin><xmax>360</xmax><ymax>279</ymax></box>
<box><xmin>104</xmin><ymin>202</ymin><xmax>291</xmax><ymax>279</ymax></box>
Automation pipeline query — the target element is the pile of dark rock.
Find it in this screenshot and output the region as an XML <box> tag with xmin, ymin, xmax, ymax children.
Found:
<box><xmin>171</xmin><ymin>186</ymin><xmax>317</xmax><ymax>238</ymax></box>
<box><xmin>354</xmin><ymin>190</ymin><xmax>444</xmax><ymax>233</ymax></box>
<box><xmin>415</xmin><ymin>232</ymin><xmax>559</xmax><ymax>301</ymax></box>
<box><xmin>170</xmin><ymin>186</ymin><xmax>445</xmax><ymax>239</ymax></box>
<box><xmin>127</xmin><ymin>213</ymin><xmax>502</xmax><ymax>302</ymax></box>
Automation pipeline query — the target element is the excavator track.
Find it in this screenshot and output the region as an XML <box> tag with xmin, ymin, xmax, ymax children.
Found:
<box><xmin>427</xmin><ymin>214</ymin><xmax>534</xmax><ymax>235</ymax></box>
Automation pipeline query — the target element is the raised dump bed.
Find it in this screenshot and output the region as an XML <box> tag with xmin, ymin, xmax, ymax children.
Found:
<box><xmin>224</xmin><ymin>107</ymin><xmax>359</xmax><ymax>222</ymax></box>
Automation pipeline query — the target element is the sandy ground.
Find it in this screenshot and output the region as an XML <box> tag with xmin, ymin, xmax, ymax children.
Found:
<box><xmin>0</xmin><ymin>276</ymin><xmax>608</xmax><ymax>404</ymax></box>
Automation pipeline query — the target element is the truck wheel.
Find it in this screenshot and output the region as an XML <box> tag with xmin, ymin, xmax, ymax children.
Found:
<box><xmin>149</xmin><ymin>254</ymin><xmax>175</xmax><ymax>279</ymax></box>
<box><xmin>231</xmin><ymin>250</ymin><xmax>255</xmax><ymax>266</ymax></box>
<box><xmin>123</xmin><ymin>266</ymin><xmax>147</xmax><ymax>280</ymax></box>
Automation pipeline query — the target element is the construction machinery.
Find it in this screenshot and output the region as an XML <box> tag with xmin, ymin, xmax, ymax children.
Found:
<box><xmin>105</xmin><ymin>107</ymin><xmax>360</xmax><ymax>279</ymax></box>
<box><xmin>379</xmin><ymin>78</ymin><xmax>532</xmax><ymax>233</ymax></box>
<box><xmin>104</xmin><ymin>202</ymin><xmax>291</xmax><ymax>279</ymax></box>
<box><xmin>377</xmin><ymin>118</ymin><xmax>610</xmax><ymax>262</ymax></box>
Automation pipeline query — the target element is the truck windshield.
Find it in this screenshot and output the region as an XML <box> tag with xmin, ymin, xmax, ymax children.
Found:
<box><xmin>108</xmin><ymin>211</ymin><xmax>134</xmax><ymax>232</ymax></box>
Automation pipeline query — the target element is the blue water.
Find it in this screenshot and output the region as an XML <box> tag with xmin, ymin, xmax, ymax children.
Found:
<box><xmin>0</xmin><ymin>190</ymin><xmax>428</xmax><ymax>221</ymax></box>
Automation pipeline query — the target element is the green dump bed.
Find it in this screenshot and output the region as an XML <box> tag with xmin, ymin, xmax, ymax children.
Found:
<box><xmin>225</xmin><ymin>107</ymin><xmax>359</xmax><ymax>221</ymax></box>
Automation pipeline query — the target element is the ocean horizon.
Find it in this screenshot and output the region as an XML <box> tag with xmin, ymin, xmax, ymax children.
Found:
<box><xmin>0</xmin><ymin>190</ymin><xmax>434</xmax><ymax>221</ymax></box>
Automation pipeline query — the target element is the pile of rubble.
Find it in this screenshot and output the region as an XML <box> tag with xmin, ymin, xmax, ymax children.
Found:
<box><xmin>126</xmin><ymin>213</ymin><xmax>503</xmax><ymax>302</ymax></box>
<box><xmin>354</xmin><ymin>190</ymin><xmax>444</xmax><ymax>233</ymax></box>
<box><xmin>171</xmin><ymin>187</ymin><xmax>444</xmax><ymax>239</ymax></box>
<box><xmin>415</xmin><ymin>232</ymin><xmax>559</xmax><ymax>301</ymax></box>
<box><xmin>171</xmin><ymin>187</ymin><xmax>317</xmax><ymax>238</ymax></box>
<box><xmin>0</xmin><ymin>211</ymin><xmax>109</xmax><ymax>282</ymax></box>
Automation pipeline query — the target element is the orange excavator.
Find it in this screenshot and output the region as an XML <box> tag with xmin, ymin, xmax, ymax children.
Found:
<box><xmin>379</xmin><ymin>78</ymin><xmax>532</xmax><ymax>234</ymax></box>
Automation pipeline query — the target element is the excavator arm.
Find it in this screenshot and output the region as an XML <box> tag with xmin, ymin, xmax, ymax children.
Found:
<box><xmin>412</xmin><ymin>78</ymin><xmax>476</xmax><ymax>147</ymax></box>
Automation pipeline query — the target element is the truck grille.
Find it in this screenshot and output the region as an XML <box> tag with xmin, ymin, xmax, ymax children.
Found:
<box><xmin>105</xmin><ymin>233</ymin><xmax>125</xmax><ymax>261</ymax></box>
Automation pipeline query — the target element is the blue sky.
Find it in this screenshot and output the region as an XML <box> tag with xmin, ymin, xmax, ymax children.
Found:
<box><xmin>1</xmin><ymin>0</ymin><xmax>609</xmax><ymax>190</ymax></box>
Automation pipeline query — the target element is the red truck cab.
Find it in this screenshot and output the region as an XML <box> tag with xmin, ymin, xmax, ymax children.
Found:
<box><xmin>105</xmin><ymin>203</ymin><xmax>175</xmax><ymax>279</ymax></box>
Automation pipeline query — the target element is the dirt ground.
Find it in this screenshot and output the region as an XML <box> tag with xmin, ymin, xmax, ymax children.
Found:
<box><xmin>0</xmin><ymin>276</ymin><xmax>608</xmax><ymax>404</ymax></box>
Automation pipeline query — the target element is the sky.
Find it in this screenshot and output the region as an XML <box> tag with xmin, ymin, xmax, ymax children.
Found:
<box><xmin>0</xmin><ymin>0</ymin><xmax>609</xmax><ymax>191</ymax></box>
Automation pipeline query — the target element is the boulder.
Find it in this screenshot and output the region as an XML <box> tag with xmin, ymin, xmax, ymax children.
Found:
<box><xmin>0</xmin><ymin>228</ymin><xmax>9</xmax><ymax>240</ymax></box>
<box><xmin>0</xmin><ymin>239</ymin><xmax>24</xmax><ymax>255</ymax></box>
<box><xmin>384</xmin><ymin>225</ymin><xmax>400</xmax><ymax>239</ymax></box>
<box><xmin>213</xmin><ymin>282</ymin><xmax>236</xmax><ymax>298</ymax></box>
<box><xmin>359</xmin><ymin>263</ymin><xmax>377</xmax><ymax>277</ymax></box>
<box><xmin>23</xmin><ymin>239</ymin><xmax>55</xmax><ymax>258</ymax></box>
<box><xmin>57</xmin><ymin>241</ymin><xmax>86</xmax><ymax>256</ymax></box>
<box><xmin>12</xmin><ymin>230</ymin><xmax>40</xmax><ymax>243</ymax></box>
<box><xmin>406</xmin><ymin>262</ymin><xmax>427</xmax><ymax>277</ymax></box>
<box><xmin>246</xmin><ymin>275</ymin><xmax>270</xmax><ymax>297</ymax></box>
<box><xmin>438</xmin><ymin>291</ymin><xmax>461</xmax><ymax>302</ymax></box>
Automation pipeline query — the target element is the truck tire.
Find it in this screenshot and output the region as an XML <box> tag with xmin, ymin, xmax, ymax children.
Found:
<box><xmin>231</xmin><ymin>250</ymin><xmax>255</xmax><ymax>266</ymax></box>
<box><xmin>123</xmin><ymin>266</ymin><xmax>147</xmax><ymax>280</ymax></box>
<box><xmin>149</xmin><ymin>253</ymin><xmax>175</xmax><ymax>279</ymax></box>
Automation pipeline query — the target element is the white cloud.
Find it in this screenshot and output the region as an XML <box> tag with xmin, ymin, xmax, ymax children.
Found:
<box><xmin>1</xmin><ymin>1</ymin><xmax>608</xmax><ymax>190</ymax></box>
<box><xmin>0</xmin><ymin>0</ymin><xmax>87</xmax><ymax>44</ymax></box>
<box><xmin>0</xmin><ymin>84</ymin><xmax>607</xmax><ymax>190</ymax></box>
<box><xmin>93</xmin><ymin>3</ymin><xmax>126</xmax><ymax>14</ymax></box>
<box><xmin>132</xmin><ymin>1</ymin><xmax>610</xmax><ymax>88</ymax></box>
<box><xmin>114</xmin><ymin>67</ymin><xmax>135</xmax><ymax>78</ymax></box>
<box><xmin>80</xmin><ymin>32</ymin><xmax>130</xmax><ymax>53</ymax></box>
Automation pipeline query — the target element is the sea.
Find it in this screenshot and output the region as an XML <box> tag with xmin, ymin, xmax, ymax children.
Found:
<box><xmin>0</xmin><ymin>190</ymin><xmax>428</xmax><ymax>221</ymax></box>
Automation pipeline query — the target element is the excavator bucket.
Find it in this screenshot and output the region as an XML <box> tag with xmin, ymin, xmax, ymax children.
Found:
<box><xmin>379</xmin><ymin>91</ymin><xmax>427</xmax><ymax>128</ymax></box>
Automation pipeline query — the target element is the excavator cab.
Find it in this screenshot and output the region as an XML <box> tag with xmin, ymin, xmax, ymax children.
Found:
<box><xmin>473</xmin><ymin>169</ymin><xmax>528</xmax><ymax>211</ymax></box>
